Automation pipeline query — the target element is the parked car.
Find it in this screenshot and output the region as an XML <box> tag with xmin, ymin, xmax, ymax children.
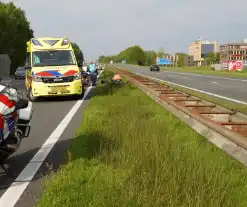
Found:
<box><xmin>14</xmin><ymin>66</ymin><xmax>26</xmax><ymax>79</ymax></box>
<box><xmin>150</xmin><ymin>64</ymin><xmax>160</xmax><ymax>71</ymax></box>
<box><xmin>98</xmin><ymin>64</ymin><xmax>104</xmax><ymax>70</ymax></box>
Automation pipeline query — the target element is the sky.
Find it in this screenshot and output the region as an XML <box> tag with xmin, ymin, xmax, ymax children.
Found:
<box><xmin>2</xmin><ymin>0</ymin><xmax>247</xmax><ymax>60</ymax></box>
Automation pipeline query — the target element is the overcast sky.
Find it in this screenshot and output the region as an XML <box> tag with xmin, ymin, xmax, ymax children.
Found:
<box><xmin>2</xmin><ymin>0</ymin><xmax>247</xmax><ymax>60</ymax></box>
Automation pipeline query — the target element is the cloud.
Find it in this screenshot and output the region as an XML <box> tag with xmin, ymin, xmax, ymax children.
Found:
<box><xmin>2</xmin><ymin>0</ymin><xmax>247</xmax><ymax>59</ymax></box>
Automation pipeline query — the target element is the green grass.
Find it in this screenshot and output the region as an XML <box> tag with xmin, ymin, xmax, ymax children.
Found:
<box><xmin>161</xmin><ymin>66</ymin><xmax>247</xmax><ymax>78</ymax></box>
<box><xmin>37</xmin><ymin>69</ymin><xmax>247</xmax><ymax>207</ymax></box>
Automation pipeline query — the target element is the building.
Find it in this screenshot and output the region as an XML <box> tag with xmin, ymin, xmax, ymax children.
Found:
<box><xmin>188</xmin><ymin>38</ymin><xmax>217</xmax><ymax>66</ymax></box>
<box><xmin>220</xmin><ymin>39</ymin><xmax>247</xmax><ymax>62</ymax></box>
<box><xmin>183</xmin><ymin>55</ymin><xmax>195</xmax><ymax>66</ymax></box>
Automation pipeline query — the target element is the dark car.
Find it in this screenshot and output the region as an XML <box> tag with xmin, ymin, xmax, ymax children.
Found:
<box><xmin>14</xmin><ymin>66</ymin><xmax>26</xmax><ymax>79</ymax></box>
<box><xmin>150</xmin><ymin>64</ymin><xmax>160</xmax><ymax>71</ymax></box>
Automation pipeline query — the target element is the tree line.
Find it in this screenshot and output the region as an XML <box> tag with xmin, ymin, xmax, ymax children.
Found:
<box><xmin>98</xmin><ymin>45</ymin><xmax>161</xmax><ymax>66</ymax></box>
<box><xmin>98</xmin><ymin>45</ymin><xmax>220</xmax><ymax>67</ymax></box>
<box><xmin>0</xmin><ymin>2</ymin><xmax>84</xmax><ymax>74</ymax></box>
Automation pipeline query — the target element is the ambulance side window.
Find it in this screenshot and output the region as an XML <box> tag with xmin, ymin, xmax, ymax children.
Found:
<box><xmin>25</xmin><ymin>52</ymin><xmax>31</xmax><ymax>67</ymax></box>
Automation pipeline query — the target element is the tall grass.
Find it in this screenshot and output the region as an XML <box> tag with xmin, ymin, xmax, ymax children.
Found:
<box><xmin>37</xmin><ymin>69</ymin><xmax>247</xmax><ymax>207</ymax></box>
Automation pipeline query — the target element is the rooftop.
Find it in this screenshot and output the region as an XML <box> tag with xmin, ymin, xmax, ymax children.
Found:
<box><xmin>220</xmin><ymin>43</ymin><xmax>247</xmax><ymax>46</ymax></box>
<box><xmin>220</xmin><ymin>39</ymin><xmax>247</xmax><ymax>46</ymax></box>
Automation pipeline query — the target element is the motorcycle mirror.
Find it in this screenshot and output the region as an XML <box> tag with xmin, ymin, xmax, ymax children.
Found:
<box><xmin>15</xmin><ymin>99</ymin><xmax>28</xmax><ymax>110</ymax></box>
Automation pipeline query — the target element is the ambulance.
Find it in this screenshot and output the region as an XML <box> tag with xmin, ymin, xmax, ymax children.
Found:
<box><xmin>25</xmin><ymin>37</ymin><xmax>84</xmax><ymax>101</ymax></box>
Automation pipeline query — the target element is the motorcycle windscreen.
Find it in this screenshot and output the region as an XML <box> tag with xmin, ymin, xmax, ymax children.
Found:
<box><xmin>0</xmin><ymin>101</ymin><xmax>15</xmax><ymax>116</ymax></box>
<box><xmin>0</xmin><ymin>89</ymin><xmax>16</xmax><ymax>116</ymax></box>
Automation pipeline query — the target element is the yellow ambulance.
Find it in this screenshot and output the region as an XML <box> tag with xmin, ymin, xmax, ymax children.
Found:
<box><xmin>25</xmin><ymin>37</ymin><xmax>84</xmax><ymax>101</ymax></box>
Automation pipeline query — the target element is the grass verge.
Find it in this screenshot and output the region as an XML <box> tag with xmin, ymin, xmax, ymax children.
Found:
<box><xmin>161</xmin><ymin>66</ymin><xmax>247</xmax><ymax>78</ymax></box>
<box><xmin>37</xmin><ymin>69</ymin><xmax>247</xmax><ymax>207</ymax></box>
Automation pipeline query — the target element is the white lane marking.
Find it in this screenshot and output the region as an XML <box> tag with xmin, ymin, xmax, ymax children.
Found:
<box><xmin>210</xmin><ymin>81</ymin><xmax>220</xmax><ymax>85</ymax></box>
<box><xmin>0</xmin><ymin>71</ymin><xmax>103</xmax><ymax>207</ymax></box>
<box><xmin>161</xmin><ymin>70</ymin><xmax>247</xmax><ymax>82</ymax></box>
<box><xmin>135</xmin><ymin>72</ymin><xmax>247</xmax><ymax>105</ymax></box>
<box><xmin>166</xmin><ymin>74</ymin><xmax>190</xmax><ymax>80</ymax></box>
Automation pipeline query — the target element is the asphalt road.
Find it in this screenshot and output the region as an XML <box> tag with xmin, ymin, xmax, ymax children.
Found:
<box><xmin>0</xmin><ymin>78</ymin><xmax>92</xmax><ymax>207</ymax></box>
<box><xmin>117</xmin><ymin>64</ymin><xmax>247</xmax><ymax>103</ymax></box>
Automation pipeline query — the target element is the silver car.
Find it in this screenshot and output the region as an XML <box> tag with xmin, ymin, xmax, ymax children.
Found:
<box><xmin>14</xmin><ymin>66</ymin><xmax>26</xmax><ymax>79</ymax></box>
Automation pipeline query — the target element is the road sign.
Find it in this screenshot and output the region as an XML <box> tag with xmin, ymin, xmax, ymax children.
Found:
<box><xmin>156</xmin><ymin>58</ymin><xmax>172</xmax><ymax>65</ymax></box>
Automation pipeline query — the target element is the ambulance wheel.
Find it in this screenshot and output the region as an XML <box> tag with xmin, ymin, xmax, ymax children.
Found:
<box><xmin>75</xmin><ymin>93</ymin><xmax>84</xmax><ymax>100</ymax></box>
<box><xmin>28</xmin><ymin>88</ymin><xmax>38</xmax><ymax>102</ymax></box>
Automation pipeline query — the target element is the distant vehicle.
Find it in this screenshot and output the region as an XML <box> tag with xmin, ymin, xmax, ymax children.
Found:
<box><xmin>137</xmin><ymin>60</ymin><xmax>144</xmax><ymax>66</ymax></box>
<box><xmin>14</xmin><ymin>66</ymin><xmax>26</xmax><ymax>79</ymax></box>
<box><xmin>150</xmin><ymin>64</ymin><xmax>160</xmax><ymax>71</ymax></box>
<box><xmin>98</xmin><ymin>64</ymin><xmax>104</xmax><ymax>70</ymax></box>
<box><xmin>95</xmin><ymin>63</ymin><xmax>100</xmax><ymax>70</ymax></box>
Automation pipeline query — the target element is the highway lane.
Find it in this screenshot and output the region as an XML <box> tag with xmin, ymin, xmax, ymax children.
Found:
<box><xmin>0</xmin><ymin>78</ymin><xmax>90</xmax><ymax>207</ymax></box>
<box><xmin>117</xmin><ymin>64</ymin><xmax>247</xmax><ymax>103</ymax></box>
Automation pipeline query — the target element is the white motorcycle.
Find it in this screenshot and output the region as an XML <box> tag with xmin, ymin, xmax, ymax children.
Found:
<box><xmin>0</xmin><ymin>82</ymin><xmax>32</xmax><ymax>175</ymax></box>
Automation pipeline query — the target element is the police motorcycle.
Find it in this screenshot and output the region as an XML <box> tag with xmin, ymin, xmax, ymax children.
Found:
<box><xmin>82</xmin><ymin>71</ymin><xmax>89</xmax><ymax>85</ymax></box>
<box><xmin>80</xmin><ymin>62</ymin><xmax>89</xmax><ymax>85</ymax></box>
<box><xmin>0</xmin><ymin>78</ymin><xmax>33</xmax><ymax>175</ymax></box>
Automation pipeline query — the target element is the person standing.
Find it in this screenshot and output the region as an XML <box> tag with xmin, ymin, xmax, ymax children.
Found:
<box><xmin>87</xmin><ymin>61</ymin><xmax>97</xmax><ymax>86</ymax></box>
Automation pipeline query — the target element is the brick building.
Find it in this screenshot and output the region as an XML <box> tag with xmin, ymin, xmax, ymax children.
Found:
<box><xmin>183</xmin><ymin>55</ymin><xmax>195</xmax><ymax>66</ymax></box>
<box><xmin>220</xmin><ymin>40</ymin><xmax>247</xmax><ymax>61</ymax></box>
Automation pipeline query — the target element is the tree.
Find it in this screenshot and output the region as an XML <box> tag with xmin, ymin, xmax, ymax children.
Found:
<box><xmin>0</xmin><ymin>2</ymin><xmax>34</xmax><ymax>74</ymax></box>
<box><xmin>176</xmin><ymin>53</ymin><xmax>188</xmax><ymax>67</ymax></box>
<box><xmin>98</xmin><ymin>45</ymin><xmax>166</xmax><ymax>66</ymax></box>
<box><xmin>98</xmin><ymin>55</ymin><xmax>111</xmax><ymax>63</ymax></box>
<box><xmin>215</xmin><ymin>52</ymin><xmax>220</xmax><ymax>63</ymax></box>
<box><xmin>71</xmin><ymin>42</ymin><xmax>84</xmax><ymax>62</ymax></box>
<box><xmin>144</xmin><ymin>50</ymin><xmax>157</xmax><ymax>66</ymax></box>
<box><xmin>205</xmin><ymin>52</ymin><xmax>216</xmax><ymax>65</ymax></box>
<box><xmin>117</xmin><ymin>45</ymin><xmax>146</xmax><ymax>64</ymax></box>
